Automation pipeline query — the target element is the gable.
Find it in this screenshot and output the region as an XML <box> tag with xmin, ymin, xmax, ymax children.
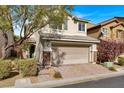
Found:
<box><xmin>88</xmin><ymin>17</ymin><xmax>120</xmax><ymax>31</ymax></box>
<box><xmin>87</xmin><ymin>22</ymin><xmax>96</xmax><ymax>29</ymax></box>
<box><xmin>101</xmin><ymin>21</ymin><xmax>118</xmax><ymax>29</ymax></box>
<box><xmin>112</xmin><ymin>24</ymin><xmax>124</xmax><ymax>31</ymax></box>
<box><xmin>115</xmin><ymin>17</ymin><xmax>124</xmax><ymax>22</ymax></box>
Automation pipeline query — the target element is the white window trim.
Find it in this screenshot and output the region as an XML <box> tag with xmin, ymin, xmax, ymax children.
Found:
<box><xmin>78</xmin><ymin>23</ymin><xmax>86</xmax><ymax>32</ymax></box>
<box><xmin>117</xmin><ymin>31</ymin><xmax>122</xmax><ymax>39</ymax></box>
<box><xmin>101</xmin><ymin>28</ymin><xmax>108</xmax><ymax>37</ymax></box>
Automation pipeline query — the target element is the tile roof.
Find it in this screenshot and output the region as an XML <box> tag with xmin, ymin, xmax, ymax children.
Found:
<box><xmin>88</xmin><ymin>16</ymin><xmax>124</xmax><ymax>31</ymax></box>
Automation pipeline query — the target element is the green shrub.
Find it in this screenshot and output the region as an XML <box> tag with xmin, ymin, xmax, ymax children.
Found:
<box><xmin>0</xmin><ymin>60</ymin><xmax>12</xmax><ymax>80</ymax></box>
<box><xmin>118</xmin><ymin>57</ymin><xmax>124</xmax><ymax>66</ymax></box>
<box><xmin>11</xmin><ymin>59</ymin><xmax>19</xmax><ymax>71</ymax></box>
<box><xmin>19</xmin><ymin>59</ymin><xmax>38</xmax><ymax>77</ymax></box>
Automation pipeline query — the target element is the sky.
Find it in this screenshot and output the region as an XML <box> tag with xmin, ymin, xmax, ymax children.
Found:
<box><xmin>72</xmin><ymin>5</ymin><xmax>124</xmax><ymax>24</ymax></box>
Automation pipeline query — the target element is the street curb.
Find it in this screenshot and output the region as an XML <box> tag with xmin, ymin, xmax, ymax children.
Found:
<box><xmin>14</xmin><ymin>70</ymin><xmax>124</xmax><ymax>88</ymax></box>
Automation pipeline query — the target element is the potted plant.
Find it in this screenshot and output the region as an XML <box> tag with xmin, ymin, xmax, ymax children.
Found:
<box><xmin>103</xmin><ymin>54</ymin><xmax>113</xmax><ymax>68</ymax></box>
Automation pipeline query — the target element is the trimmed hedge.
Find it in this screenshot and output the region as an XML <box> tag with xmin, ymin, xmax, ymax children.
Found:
<box><xmin>0</xmin><ymin>60</ymin><xmax>12</xmax><ymax>80</ymax></box>
<box><xmin>118</xmin><ymin>57</ymin><xmax>124</xmax><ymax>66</ymax></box>
<box><xmin>19</xmin><ymin>59</ymin><xmax>38</xmax><ymax>77</ymax></box>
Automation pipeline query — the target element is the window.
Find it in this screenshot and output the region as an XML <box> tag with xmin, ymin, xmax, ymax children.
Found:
<box><xmin>57</xmin><ymin>24</ymin><xmax>62</xmax><ymax>30</ymax></box>
<box><xmin>49</xmin><ymin>24</ymin><xmax>62</xmax><ymax>30</ymax></box>
<box><xmin>116</xmin><ymin>31</ymin><xmax>123</xmax><ymax>39</ymax></box>
<box><xmin>64</xmin><ymin>19</ymin><xmax>68</xmax><ymax>30</ymax></box>
<box><xmin>78</xmin><ymin>23</ymin><xmax>85</xmax><ymax>31</ymax></box>
<box><xmin>49</xmin><ymin>24</ymin><xmax>57</xmax><ymax>29</ymax></box>
<box><xmin>101</xmin><ymin>28</ymin><xmax>108</xmax><ymax>36</ymax></box>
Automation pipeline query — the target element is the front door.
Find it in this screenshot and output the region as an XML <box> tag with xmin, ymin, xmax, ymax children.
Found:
<box><xmin>43</xmin><ymin>51</ymin><xmax>51</xmax><ymax>67</ymax></box>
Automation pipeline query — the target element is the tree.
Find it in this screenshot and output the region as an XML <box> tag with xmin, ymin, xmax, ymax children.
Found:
<box><xmin>10</xmin><ymin>5</ymin><xmax>73</xmax><ymax>46</ymax></box>
<box><xmin>0</xmin><ymin>6</ymin><xmax>15</xmax><ymax>59</ymax></box>
<box><xmin>0</xmin><ymin>5</ymin><xmax>73</xmax><ymax>61</ymax></box>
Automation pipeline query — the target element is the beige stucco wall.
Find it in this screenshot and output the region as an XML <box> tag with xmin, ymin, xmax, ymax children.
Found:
<box><xmin>34</xmin><ymin>16</ymin><xmax>87</xmax><ymax>36</ymax></box>
<box><xmin>62</xmin><ymin>16</ymin><xmax>87</xmax><ymax>36</ymax></box>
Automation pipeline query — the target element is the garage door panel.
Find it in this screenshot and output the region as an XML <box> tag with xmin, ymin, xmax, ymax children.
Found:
<box><xmin>63</xmin><ymin>54</ymin><xmax>88</xmax><ymax>59</ymax></box>
<box><xmin>56</xmin><ymin>46</ymin><xmax>89</xmax><ymax>64</ymax></box>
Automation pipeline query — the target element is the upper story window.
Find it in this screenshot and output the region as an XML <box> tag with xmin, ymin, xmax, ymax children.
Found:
<box><xmin>116</xmin><ymin>30</ymin><xmax>123</xmax><ymax>39</ymax></box>
<box><xmin>78</xmin><ymin>23</ymin><xmax>85</xmax><ymax>32</ymax></box>
<box><xmin>101</xmin><ymin>28</ymin><xmax>108</xmax><ymax>36</ymax></box>
<box><xmin>49</xmin><ymin>24</ymin><xmax>62</xmax><ymax>30</ymax></box>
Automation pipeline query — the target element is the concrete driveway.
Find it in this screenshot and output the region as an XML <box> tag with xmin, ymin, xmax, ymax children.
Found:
<box><xmin>14</xmin><ymin>63</ymin><xmax>113</xmax><ymax>87</ymax></box>
<box><xmin>55</xmin><ymin>63</ymin><xmax>112</xmax><ymax>79</ymax></box>
<box><xmin>38</xmin><ymin>63</ymin><xmax>112</xmax><ymax>82</ymax></box>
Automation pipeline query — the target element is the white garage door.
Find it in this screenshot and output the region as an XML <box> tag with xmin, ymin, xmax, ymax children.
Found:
<box><xmin>54</xmin><ymin>46</ymin><xmax>89</xmax><ymax>64</ymax></box>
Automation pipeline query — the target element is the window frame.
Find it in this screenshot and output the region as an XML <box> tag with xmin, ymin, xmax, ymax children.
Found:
<box><xmin>78</xmin><ymin>23</ymin><xmax>86</xmax><ymax>32</ymax></box>
<box><xmin>116</xmin><ymin>30</ymin><xmax>123</xmax><ymax>39</ymax></box>
<box><xmin>102</xmin><ymin>28</ymin><xmax>108</xmax><ymax>37</ymax></box>
<box><xmin>49</xmin><ymin>24</ymin><xmax>63</xmax><ymax>30</ymax></box>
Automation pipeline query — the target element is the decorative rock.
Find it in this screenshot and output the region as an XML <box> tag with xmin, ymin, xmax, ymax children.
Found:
<box><xmin>15</xmin><ymin>78</ymin><xmax>31</xmax><ymax>87</ymax></box>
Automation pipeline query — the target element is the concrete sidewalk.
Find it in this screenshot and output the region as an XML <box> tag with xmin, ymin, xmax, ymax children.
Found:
<box><xmin>14</xmin><ymin>70</ymin><xmax>124</xmax><ymax>88</ymax></box>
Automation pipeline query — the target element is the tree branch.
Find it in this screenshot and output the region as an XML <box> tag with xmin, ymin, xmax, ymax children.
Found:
<box><xmin>20</xmin><ymin>18</ymin><xmax>27</xmax><ymax>38</ymax></box>
<box><xmin>5</xmin><ymin>17</ymin><xmax>50</xmax><ymax>50</ymax></box>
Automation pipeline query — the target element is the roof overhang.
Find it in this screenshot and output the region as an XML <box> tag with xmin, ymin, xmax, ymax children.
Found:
<box><xmin>110</xmin><ymin>22</ymin><xmax>124</xmax><ymax>29</ymax></box>
<box><xmin>40</xmin><ymin>33</ymin><xmax>100</xmax><ymax>44</ymax></box>
<box><xmin>65</xmin><ymin>10</ymin><xmax>90</xmax><ymax>23</ymax></box>
<box><xmin>87</xmin><ymin>17</ymin><xmax>120</xmax><ymax>31</ymax></box>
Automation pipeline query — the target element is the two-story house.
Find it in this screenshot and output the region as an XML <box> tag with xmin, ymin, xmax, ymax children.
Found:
<box><xmin>30</xmin><ymin>13</ymin><xmax>99</xmax><ymax>66</ymax></box>
<box><xmin>87</xmin><ymin>17</ymin><xmax>124</xmax><ymax>40</ymax></box>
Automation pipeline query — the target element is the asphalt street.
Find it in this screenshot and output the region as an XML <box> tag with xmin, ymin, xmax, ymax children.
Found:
<box><xmin>56</xmin><ymin>75</ymin><xmax>124</xmax><ymax>88</ymax></box>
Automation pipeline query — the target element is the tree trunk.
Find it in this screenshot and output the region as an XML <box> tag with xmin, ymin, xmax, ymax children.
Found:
<box><xmin>1</xmin><ymin>31</ymin><xmax>15</xmax><ymax>59</ymax></box>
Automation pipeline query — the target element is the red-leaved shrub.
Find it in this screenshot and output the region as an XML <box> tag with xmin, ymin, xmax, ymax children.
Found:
<box><xmin>97</xmin><ymin>39</ymin><xmax>124</xmax><ymax>63</ymax></box>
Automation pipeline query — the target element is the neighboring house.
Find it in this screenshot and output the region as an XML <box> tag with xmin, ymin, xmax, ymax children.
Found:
<box><xmin>27</xmin><ymin>13</ymin><xmax>100</xmax><ymax>66</ymax></box>
<box><xmin>87</xmin><ymin>22</ymin><xmax>96</xmax><ymax>29</ymax></box>
<box><xmin>87</xmin><ymin>17</ymin><xmax>124</xmax><ymax>40</ymax></box>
